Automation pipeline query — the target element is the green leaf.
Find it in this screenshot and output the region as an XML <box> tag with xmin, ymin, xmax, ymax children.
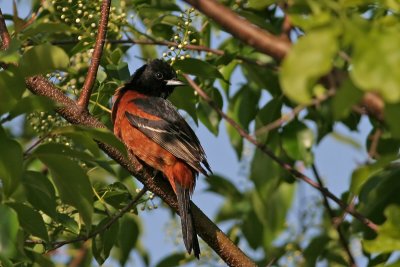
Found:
<box><xmin>205</xmin><ymin>175</ymin><xmax>243</xmax><ymax>200</ymax></box>
<box><xmin>106</xmin><ymin>62</ymin><xmax>130</xmax><ymax>81</ymax></box>
<box><xmin>92</xmin><ymin>218</ymin><xmax>120</xmax><ymax>265</ymax></box>
<box><xmin>102</xmin><ymin>182</ymin><xmax>132</xmax><ymax>209</ymax></box>
<box><xmin>384</xmin><ymin>104</ymin><xmax>400</xmax><ymax>139</ymax></box>
<box><xmin>0</xmin><ymin>205</ymin><xmax>19</xmax><ymax>257</ymax></box>
<box><xmin>351</xmin><ymin>32</ymin><xmax>400</xmax><ymax>103</ymax></box>
<box><xmin>169</xmin><ymin>86</ymin><xmax>198</xmax><ymax>123</ymax></box>
<box><xmin>255</xmin><ymin>98</ymin><xmax>283</xmax><ymax>141</ymax></box>
<box><xmin>219</xmin><ymin>61</ymin><xmax>237</xmax><ymax>95</ymax></box>
<box><xmin>281</xmin><ymin>120</ymin><xmax>314</xmax><ymax>165</ymax></box>
<box><xmin>151</xmin><ymin>23</ymin><xmax>174</xmax><ymax>39</ymax></box>
<box><xmin>0</xmin><ymin>39</ymin><xmax>21</xmax><ymax>64</ymax></box>
<box><xmin>155</xmin><ymin>253</ymin><xmax>187</xmax><ymax>267</ymax></box>
<box><xmin>242</xmin><ymin>210</ymin><xmax>264</xmax><ymax>249</ymax></box>
<box><xmin>0</xmin><ymin>126</ymin><xmax>23</xmax><ymax>197</ymax></box>
<box><xmin>226</xmin><ymin>85</ymin><xmax>261</xmax><ymax>158</ymax></box>
<box><xmin>109</xmin><ymin>48</ymin><xmax>124</xmax><ymax>65</ymax></box>
<box><xmin>332</xmin><ymin>79</ymin><xmax>363</xmax><ymax>119</ymax></box>
<box><xmin>55</xmin><ymin>213</ymin><xmax>79</xmax><ymax>235</ymax></box>
<box><xmin>0</xmin><ymin>68</ymin><xmax>26</xmax><ymax>114</ymax></box>
<box><xmin>7</xmin><ymin>202</ymin><xmax>49</xmax><ymax>241</ymax></box>
<box><xmin>242</xmin><ymin>63</ymin><xmax>280</xmax><ymax>97</ymax></box>
<box><xmin>118</xmin><ymin>214</ymin><xmax>140</xmax><ymax>266</ymax></box>
<box><xmin>358</xmin><ymin>167</ymin><xmax>400</xmax><ymax>225</ymax></box>
<box><xmin>0</xmin><ymin>253</ymin><xmax>13</xmax><ymax>267</ymax></box>
<box><xmin>20</xmin><ymin>44</ymin><xmax>69</xmax><ymax>76</ymax></box>
<box><xmin>252</xmin><ymin>182</ymin><xmax>295</xmax><ymax>251</ymax></box>
<box><xmin>173</xmin><ymin>58</ymin><xmax>224</xmax><ymax>80</ymax></box>
<box><xmin>303</xmin><ymin>235</ymin><xmax>331</xmax><ymax>267</ymax></box>
<box><xmin>23</xmin><ymin>171</ymin><xmax>57</xmax><ymax>217</ymax></box>
<box><xmin>37</xmin><ymin>154</ymin><xmax>93</xmax><ymax>229</ymax></box>
<box><xmin>364</xmin><ymin>205</ymin><xmax>400</xmax><ymax>253</ymax></box>
<box><xmin>197</xmin><ymin>88</ymin><xmax>223</xmax><ymax>136</ymax></box>
<box><xmin>280</xmin><ymin>29</ymin><xmax>338</xmax><ymax>104</ymax></box>
<box><xmin>229</xmin><ymin>85</ymin><xmax>260</xmax><ymax>129</ymax></box>
<box><xmin>226</xmin><ymin>122</ymin><xmax>243</xmax><ymax>159</ymax></box>
<box><xmin>97</xmin><ymin>68</ymin><xmax>107</xmax><ymax>83</ymax></box>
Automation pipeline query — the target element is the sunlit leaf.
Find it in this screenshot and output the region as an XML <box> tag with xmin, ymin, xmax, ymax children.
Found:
<box><xmin>280</xmin><ymin>29</ymin><xmax>338</xmax><ymax>104</ymax></box>
<box><xmin>351</xmin><ymin>32</ymin><xmax>400</xmax><ymax>103</ymax></box>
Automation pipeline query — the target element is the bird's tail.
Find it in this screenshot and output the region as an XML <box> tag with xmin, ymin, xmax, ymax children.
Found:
<box><xmin>175</xmin><ymin>182</ymin><xmax>200</xmax><ymax>259</ymax></box>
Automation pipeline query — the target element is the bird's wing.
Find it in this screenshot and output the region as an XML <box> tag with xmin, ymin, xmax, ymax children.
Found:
<box><xmin>125</xmin><ymin>96</ymin><xmax>212</xmax><ymax>175</ymax></box>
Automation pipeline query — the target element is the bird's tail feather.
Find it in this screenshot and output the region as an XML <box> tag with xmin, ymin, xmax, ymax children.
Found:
<box><xmin>175</xmin><ymin>183</ymin><xmax>200</xmax><ymax>259</ymax></box>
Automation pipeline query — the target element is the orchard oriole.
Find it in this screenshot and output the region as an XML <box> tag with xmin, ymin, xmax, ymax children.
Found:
<box><xmin>112</xmin><ymin>59</ymin><xmax>211</xmax><ymax>258</ymax></box>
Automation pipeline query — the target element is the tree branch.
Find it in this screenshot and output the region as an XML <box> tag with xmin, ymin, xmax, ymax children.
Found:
<box><xmin>0</xmin><ymin>8</ymin><xmax>10</xmax><ymax>50</ymax></box>
<box><xmin>183</xmin><ymin>0</ymin><xmax>291</xmax><ymax>60</ymax></box>
<box><xmin>311</xmin><ymin>164</ymin><xmax>357</xmax><ymax>267</ymax></box>
<box><xmin>183</xmin><ymin>74</ymin><xmax>378</xmax><ymax>232</ymax></box>
<box><xmin>46</xmin><ymin>187</ymin><xmax>147</xmax><ymax>252</ymax></box>
<box><xmin>25</xmin><ymin>75</ymin><xmax>256</xmax><ymax>267</ymax></box>
<box><xmin>77</xmin><ymin>0</ymin><xmax>111</xmax><ymax>110</ymax></box>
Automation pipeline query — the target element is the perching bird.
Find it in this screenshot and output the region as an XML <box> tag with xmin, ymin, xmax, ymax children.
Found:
<box><xmin>111</xmin><ymin>59</ymin><xmax>212</xmax><ymax>258</ymax></box>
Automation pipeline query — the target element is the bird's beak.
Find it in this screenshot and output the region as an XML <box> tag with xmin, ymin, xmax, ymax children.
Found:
<box><xmin>165</xmin><ymin>79</ymin><xmax>185</xmax><ymax>87</ymax></box>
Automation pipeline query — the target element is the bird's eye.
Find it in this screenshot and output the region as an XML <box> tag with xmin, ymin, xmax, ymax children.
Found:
<box><xmin>155</xmin><ymin>72</ymin><xmax>163</xmax><ymax>80</ymax></box>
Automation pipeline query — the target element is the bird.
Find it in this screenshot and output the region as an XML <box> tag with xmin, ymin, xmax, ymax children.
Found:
<box><xmin>111</xmin><ymin>59</ymin><xmax>212</xmax><ymax>258</ymax></box>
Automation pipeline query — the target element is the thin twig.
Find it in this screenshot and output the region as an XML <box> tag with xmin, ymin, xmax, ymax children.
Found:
<box><xmin>311</xmin><ymin>164</ymin><xmax>357</xmax><ymax>267</ymax></box>
<box><xmin>368</xmin><ymin>128</ymin><xmax>382</xmax><ymax>159</ymax></box>
<box><xmin>183</xmin><ymin>74</ymin><xmax>378</xmax><ymax>232</ymax></box>
<box><xmin>256</xmin><ymin>104</ymin><xmax>305</xmax><ymax>136</ymax></box>
<box><xmin>50</xmin><ymin>38</ymin><xmax>275</xmax><ymax>68</ymax></box>
<box><xmin>77</xmin><ymin>0</ymin><xmax>111</xmax><ymax>110</ymax></box>
<box><xmin>45</xmin><ymin>187</ymin><xmax>147</xmax><ymax>252</ymax></box>
<box><xmin>0</xmin><ymin>8</ymin><xmax>10</xmax><ymax>50</ymax></box>
<box><xmin>23</xmin><ymin>135</ymin><xmax>49</xmax><ymax>158</ymax></box>
<box><xmin>255</xmin><ymin>89</ymin><xmax>335</xmax><ymax>136</ymax></box>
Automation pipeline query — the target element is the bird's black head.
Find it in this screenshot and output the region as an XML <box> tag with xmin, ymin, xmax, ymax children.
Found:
<box><xmin>125</xmin><ymin>59</ymin><xmax>184</xmax><ymax>98</ymax></box>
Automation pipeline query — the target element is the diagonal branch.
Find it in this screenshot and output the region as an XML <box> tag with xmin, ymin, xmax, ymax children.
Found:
<box><xmin>0</xmin><ymin>8</ymin><xmax>10</xmax><ymax>50</ymax></box>
<box><xmin>183</xmin><ymin>74</ymin><xmax>378</xmax><ymax>232</ymax></box>
<box><xmin>25</xmin><ymin>75</ymin><xmax>257</xmax><ymax>267</ymax></box>
<box><xmin>311</xmin><ymin>164</ymin><xmax>357</xmax><ymax>267</ymax></box>
<box><xmin>77</xmin><ymin>0</ymin><xmax>111</xmax><ymax>110</ymax></box>
<box><xmin>183</xmin><ymin>0</ymin><xmax>291</xmax><ymax>60</ymax></box>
